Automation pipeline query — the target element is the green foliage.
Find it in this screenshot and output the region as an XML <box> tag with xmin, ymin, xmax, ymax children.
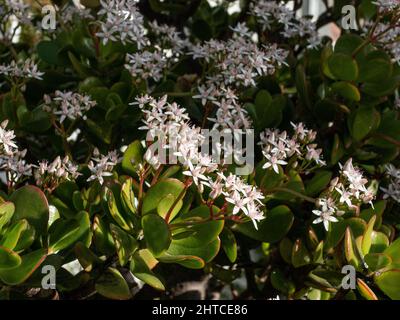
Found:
<box><xmin>0</xmin><ymin>0</ymin><xmax>399</xmax><ymax>301</ymax></box>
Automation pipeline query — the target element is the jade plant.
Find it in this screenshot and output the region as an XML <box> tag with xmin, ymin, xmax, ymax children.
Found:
<box><xmin>0</xmin><ymin>0</ymin><xmax>400</xmax><ymax>300</ymax></box>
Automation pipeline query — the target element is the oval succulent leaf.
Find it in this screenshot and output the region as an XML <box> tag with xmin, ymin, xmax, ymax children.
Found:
<box><xmin>157</xmin><ymin>253</ymin><xmax>205</xmax><ymax>269</ymax></box>
<box><xmin>171</xmin><ymin>205</ymin><xmax>224</xmax><ymax>247</ymax></box>
<box><xmin>327</xmin><ymin>53</ymin><xmax>359</xmax><ymax>81</ymax></box>
<box><xmin>0</xmin><ymin>202</ymin><xmax>15</xmax><ymax>233</ymax></box>
<box><xmin>130</xmin><ymin>252</ymin><xmax>165</xmax><ymax>291</ymax></box>
<box><xmin>142</xmin><ymin>178</ymin><xmax>185</xmax><ymax>216</ymax></box>
<box><xmin>0</xmin><ymin>246</ymin><xmax>22</xmax><ymax>269</ymax></box>
<box><xmin>141</xmin><ymin>214</ymin><xmax>171</xmax><ymax>257</ymax></box>
<box><xmin>110</xmin><ymin>224</ymin><xmax>138</xmax><ymax>266</ymax></box>
<box><xmin>291</xmin><ymin>239</ymin><xmax>311</xmax><ymax>268</ymax></box>
<box><xmin>375</xmin><ymin>269</ymin><xmax>400</xmax><ymax>300</ymax></box>
<box><xmin>344</xmin><ymin>228</ymin><xmax>363</xmax><ymax>269</ymax></box>
<box><xmin>95</xmin><ymin>267</ymin><xmax>132</xmax><ymax>300</ymax></box>
<box><xmin>93</xmin><ymin>215</ymin><xmax>116</xmax><ymax>255</ymax></box>
<box><xmin>166</xmin><ymin>238</ymin><xmax>221</xmax><ymax>268</ymax></box>
<box><xmin>361</xmin><ymin>215</ymin><xmax>376</xmax><ymax>256</ymax></box>
<box><xmin>235</xmin><ymin>205</ymin><xmax>293</xmax><ymax>243</ymax></box>
<box><xmin>357</xmin><ymin>278</ymin><xmax>378</xmax><ymax>300</ymax></box>
<box><xmin>120</xmin><ymin>178</ymin><xmax>137</xmax><ymax>215</ymax></box>
<box><xmin>121</xmin><ymin>140</ymin><xmax>144</xmax><ymax>176</ymax></box>
<box><xmin>0</xmin><ymin>219</ymin><xmax>29</xmax><ymax>250</ymax></box>
<box><xmin>10</xmin><ymin>186</ymin><xmax>49</xmax><ymax>236</ymax></box>
<box><xmin>107</xmin><ymin>188</ymin><xmax>132</xmax><ymax>231</ymax></box>
<box><xmin>157</xmin><ymin>194</ymin><xmax>182</xmax><ymax>220</ymax></box>
<box><xmin>48</xmin><ymin>211</ymin><xmax>90</xmax><ymax>253</ymax></box>
<box><xmin>365</xmin><ymin>253</ymin><xmax>392</xmax><ymax>272</ymax></box>
<box><xmin>220</xmin><ymin>228</ymin><xmax>237</xmax><ymax>263</ymax></box>
<box><xmin>74</xmin><ymin>242</ymin><xmax>103</xmax><ymax>272</ymax></box>
<box><xmin>0</xmin><ymin>249</ymin><xmax>47</xmax><ymax>285</ymax></box>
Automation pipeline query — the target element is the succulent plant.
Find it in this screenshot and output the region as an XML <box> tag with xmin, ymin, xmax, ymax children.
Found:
<box><xmin>0</xmin><ymin>0</ymin><xmax>399</xmax><ymax>300</ymax></box>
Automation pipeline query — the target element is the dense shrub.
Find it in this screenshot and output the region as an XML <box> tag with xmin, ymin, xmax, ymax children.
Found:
<box><xmin>0</xmin><ymin>0</ymin><xmax>400</xmax><ymax>300</ymax></box>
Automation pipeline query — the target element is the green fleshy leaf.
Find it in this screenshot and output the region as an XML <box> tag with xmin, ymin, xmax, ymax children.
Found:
<box><xmin>95</xmin><ymin>267</ymin><xmax>132</xmax><ymax>300</ymax></box>
<box><xmin>130</xmin><ymin>251</ymin><xmax>165</xmax><ymax>291</ymax></box>
<box><xmin>220</xmin><ymin>228</ymin><xmax>237</xmax><ymax>263</ymax></box>
<box><xmin>235</xmin><ymin>205</ymin><xmax>293</xmax><ymax>243</ymax></box>
<box><xmin>0</xmin><ymin>202</ymin><xmax>15</xmax><ymax>233</ymax></box>
<box><xmin>121</xmin><ymin>141</ymin><xmax>144</xmax><ymax>176</ymax></box>
<box><xmin>110</xmin><ymin>224</ymin><xmax>138</xmax><ymax>266</ymax></box>
<box><xmin>142</xmin><ymin>178</ymin><xmax>185</xmax><ymax>216</ymax></box>
<box><xmin>0</xmin><ymin>249</ymin><xmax>47</xmax><ymax>285</ymax></box>
<box><xmin>375</xmin><ymin>269</ymin><xmax>400</xmax><ymax>300</ymax></box>
<box><xmin>0</xmin><ymin>219</ymin><xmax>29</xmax><ymax>250</ymax></box>
<box><xmin>48</xmin><ymin>211</ymin><xmax>90</xmax><ymax>253</ymax></box>
<box><xmin>10</xmin><ymin>186</ymin><xmax>49</xmax><ymax>236</ymax></box>
<box><xmin>0</xmin><ymin>246</ymin><xmax>21</xmax><ymax>269</ymax></box>
<box><xmin>142</xmin><ymin>214</ymin><xmax>171</xmax><ymax>257</ymax></box>
<box><xmin>328</xmin><ymin>53</ymin><xmax>359</xmax><ymax>81</ymax></box>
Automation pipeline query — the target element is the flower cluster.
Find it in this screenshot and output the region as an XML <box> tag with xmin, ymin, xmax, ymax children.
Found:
<box><xmin>0</xmin><ymin>120</ymin><xmax>32</xmax><ymax>185</ymax></box>
<box><xmin>0</xmin><ymin>59</ymin><xmax>44</xmax><ymax>80</ymax></box>
<box><xmin>189</xmin><ymin>25</ymin><xmax>288</xmax><ymax>88</ymax></box>
<box><xmin>0</xmin><ymin>120</ymin><xmax>81</xmax><ymax>189</ymax></box>
<box><xmin>136</xmin><ymin>95</ymin><xmax>265</xmax><ymax>227</ymax></box>
<box><xmin>134</xmin><ymin>95</ymin><xmax>208</xmax><ymax>170</ymax></box>
<box><xmin>35</xmin><ymin>156</ymin><xmax>80</xmax><ymax>191</ymax></box>
<box><xmin>373</xmin><ymin>0</ymin><xmax>400</xmax><ymax>11</ymax></box>
<box><xmin>0</xmin><ymin>120</ymin><xmax>17</xmax><ymax>156</ymax></box>
<box><xmin>148</xmin><ymin>21</ymin><xmax>189</xmax><ymax>55</ymax></box>
<box><xmin>87</xmin><ymin>149</ymin><xmax>120</xmax><ymax>185</ymax></box>
<box><xmin>250</xmin><ymin>0</ymin><xmax>321</xmax><ymax>49</ymax></box>
<box><xmin>381</xmin><ymin>164</ymin><xmax>400</xmax><ymax>202</ymax></box>
<box><xmin>259</xmin><ymin>122</ymin><xmax>325</xmax><ymax>174</ymax></box>
<box><xmin>61</xmin><ymin>3</ymin><xmax>94</xmax><ymax>24</ymax></box>
<box><xmin>188</xmin><ymin>24</ymin><xmax>287</xmax><ymax>133</ymax></box>
<box><xmin>124</xmin><ymin>20</ymin><xmax>189</xmax><ymax>82</ymax></box>
<box><xmin>189</xmin><ymin>26</ymin><xmax>286</xmax><ymax>131</ymax></box>
<box><xmin>1</xmin><ymin>149</ymin><xmax>32</xmax><ymax>185</ymax></box>
<box><xmin>372</xmin><ymin>23</ymin><xmax>400</xmax><ymax>63</ymax></box>
<box><xmin>0</xmin><ymin>0</ymin><xmax>32</xmax><ymax>39</ymax></box>
<box><xmin>313</xmin><ymin>159</ymin><xmax>375</xmax><ymax>231</ymax></box>
<box><xmin>96</xmin><ymin>0</ymin><xmax>147</xmax><ymax>47</ymax></box>
<box><xmin>125</xmin><ymin>51</ymin><xmax>167</xmax><ymax>82</ymax></box>
<box><xmin>193</xmin><ymin>86</ymin><xmax>252</xmax><ymax>130</ymax></box>
<box><xmin>204</xmin><ymin>172</ymin><xmax>265</xmax><ymax>229</ymax></box>
<box><xmin>43</xmin><ymin>91</ymin><xmax>96</xmax><ymax>123</ymax></box>
<box><xmin>0</xmin><ymin>119</ymin><xmax>119</xmax><ymax>188</ymax></box>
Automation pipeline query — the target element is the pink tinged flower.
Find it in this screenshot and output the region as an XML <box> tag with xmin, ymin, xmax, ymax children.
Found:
<box><xmin>312</xmin><ymin>209</ymin><xmax>338</xmax><ymax>231</ymax></box>
<box><xmin>246</xmin><ymin>202</ymin><xmax>264</xmax><ymax>230</ymax></box>
<box><xmin>182</xmin><ymin>162</ymin><xmax>208</xmax><ymax>188</ymax></box>
<box><xmin>226</xmin><ymin>191</ymin><xmax>250</xmax><ymax>215</ymax></box>
<box><xmin>291</xmin><ymin>122</ymin><xmax>308</xmax><ymax>140</ymax></box>
<box><xmin>306</xmin><ymin>145</ymin><xmax>323</xmax><ymax>163</ymax></box>
<box><xmin>193</xmin><ymin>85</ymin><xmax>216</xmax><ymax>106</ymax></box>
<box><xmin>230</xmin><ymin>23</ymin><xmax>253</xmax><ymax>38</ymax></box>
<box><xmin>262</xmin><ymin>152</ymin><xmax>287</xmax><ymax>174</ymax></box>
<box><xmin>201</xmin><ymin>177</ymin><xmax>224</xmax><ymax>199</ymax></box>
<box><xmin>247</xmin><ymin>188</ymin><xmax>265</xmax><ymax>205</ymax></box>
<box><xmin>385</xmin><ymin>164</ymin><xmax>400</xmax><ymax>179</ymax></box>
<box><xmin>341</xmin><ymin>158</ymin><xmax>358</xmax><ymax>180</ymax></box>
<box><xmin>0</xmin><ymin>120</ymin><xmax>18</xmax><ymax>155</ymax></box>
<box><xmin>86</xmin><ymin>149</ymin><xmax>119</xmax><ymax>185</ymax></box>
<box><xmin>335</xmin><ymin>187</ymin><xmax>353</xmax><ymax>207</ymax></box>
<box><xmin>381</xmin><ymin>185</ymin><xmax>400</xmax><ymax>202</ymax></box>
